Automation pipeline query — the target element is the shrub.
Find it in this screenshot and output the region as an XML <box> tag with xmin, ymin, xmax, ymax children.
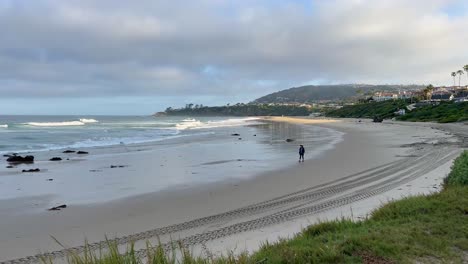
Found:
<box><xmin>445</xmin><ymin>151</ymin><xmax>468</xmax><ymax>186</ymax></box>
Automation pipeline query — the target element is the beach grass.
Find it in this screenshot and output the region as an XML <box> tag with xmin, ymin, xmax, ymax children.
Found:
<box><xmin>50</xmin><ymin>151</ymin><xmax>468</xmax><ymax>263</ymax></box>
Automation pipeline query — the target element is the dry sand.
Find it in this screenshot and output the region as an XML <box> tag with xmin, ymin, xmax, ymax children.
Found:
<box><xmin>0</xmin><ymin>118</ymin><xmax>464</xmax><ymax>263</ymax></box>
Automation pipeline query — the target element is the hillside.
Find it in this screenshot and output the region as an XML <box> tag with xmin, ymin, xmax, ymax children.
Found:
<box><xmin>325</xmin><ymin>100</ymin><xmax>468</xmax><ymax>123</ymax></box>
<box><xmin>253</xmin><ymin>84</ymin><xmax>424</xmax><ymax>104</ymax></box>
<box><xmin>161</xmin><ymin>104</ymin><xmax>311</xmax><ymax>116</ymax></box>
<box><xmin>397</xmin><ymin>101</ymin><xmax>468</xmax><ymax>123</ymax></box>
<box><xmin>326</xmin><ymin>99</ymin><xmax>410</xmax><ymax>119</ymax></box>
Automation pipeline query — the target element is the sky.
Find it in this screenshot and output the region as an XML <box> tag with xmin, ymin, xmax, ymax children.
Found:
<box><xmin>1</xmin><ymin>0</ymin><xmax>468</xmax><ymax>115</ymax></box>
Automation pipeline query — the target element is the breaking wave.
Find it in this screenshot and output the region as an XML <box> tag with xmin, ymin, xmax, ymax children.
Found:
<box><xmin>0</xmin><ymin>124</ymin><xmax>8</xmax><ymax>128</ymax></box>
<box><xmin>25</xmin><ymin>121</ymin><xmax>86</xmax><ymax>127</ymax></box>
<box><xmin>24</xmin><ymin>118</ymin><xmax>99</xmax><ymax>127</ymax></box>
<box><xmin>79</xmin><ymin>118</ymin><xmax>99</xmax><ymax>123</ymax></box>
<box><xmin>175</xmin><ymin>117</ymin><xmax>260</xmax><ymax>130</ymax></box>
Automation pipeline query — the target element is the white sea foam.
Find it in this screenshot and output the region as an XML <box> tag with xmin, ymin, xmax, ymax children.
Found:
<box><xmin>24</xmin><ymin>119</ymin><xmax>98</xmax><ymax>127</ymax></box>
<box><xmin>175</xmin><ymin>117</ymin><xmax>260</xmax><ymax>130</ymax></box>
<box><xmin>25</xmin><ymin>121</ymin><xmax>85</xmax><ymax>127</ymax></box>
<box><xmin>0</xmin><ymin>124</ymin><xmax>8</xmax><ymax>128</ymax></box>
<box><xmin>79</xmin><ymin>118</ymin><xmax>99</xmax><ymax>123</ymax></box>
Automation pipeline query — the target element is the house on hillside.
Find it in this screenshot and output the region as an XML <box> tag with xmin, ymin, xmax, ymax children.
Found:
<box><xmin>454</xmin><ymin>97</ymin><xmax>468</xmax><ymax>103</ymax></box>
<box><xmin>453</xmin><ymin>89</ymin><xmax>468</xmax><ymax>103</ymax></box>
<box><xmin>430</xmin><ymin>92</ymin><xmax>454</xmax><ymax>101</ymax></box>
<box><xmin>373</xmin><ymin>92</ymin><xmax>398</xmax><ymax>101</ymax></box>
<box><xmin>397</xmin><ymin>91</ymin><xmax>416</xmax><ymax>99</ymax></box>
<box><xmin>454</xmin><ymin>89</ymin><xmax>468</xmax><ymax>98</ymax></box>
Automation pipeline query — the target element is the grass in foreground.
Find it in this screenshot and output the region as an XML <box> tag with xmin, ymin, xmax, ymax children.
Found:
<box><xmin>53</xmin><ymin>151</ymin><xmax>468</xmax><ymax>263</ymax></box>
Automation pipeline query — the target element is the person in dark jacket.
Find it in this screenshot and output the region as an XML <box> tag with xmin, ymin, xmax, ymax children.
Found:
<box><xmin>299</xmin><ymin>145</ymin><xmax>305</xmax><ymax>162</ymax></box>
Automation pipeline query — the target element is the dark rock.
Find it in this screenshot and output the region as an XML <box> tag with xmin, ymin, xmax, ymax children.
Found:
<box><xmin>48</xmin><ymin>204</ymin><xmax>67</xmax><ymax>211</ymax></box>
<box><xmin>253</xmin><ymin>134</ymin><xmax>257</xmax><ymax>136</ymax></box>
<box><xmin>22</xmin><ymin>168</ymin><xmax>40</xmax><ymax>173</ymax></box>
<box><xmin>47</xmin><ymin>179</ymin><xmax>53</xmax><ymax>181</ymax></box>
<box><xmin>49</xmin><ymin>157</ymin><xmax>62</xmax><ymax>161</ymax></box>
<box><xmin>285</xmin><ymin>139</ymin><xmax>295</xmax><ymax>142</ymax></box>
<box><xmin>238</xmin><ymin>138</ymin><xmax>242</xmax><ymax>140</ymax></box>
<box><xmin>6</xmin><ymin>165</ymin><xmax>14</xmax><ymax>168</ymax></box>
<box><xmin>77</xmin><ymin>151</ymin><xmax>89</xmax><ymax>154</ymax></box>
<box><xmin>62</xmin><ymin>150</ymin><xmax>76</xmax><ymax>153</ymax></box>
<box><xmin>231</xmin><ymin>133</ymin><xmax>240</xmax><ymax>136</ymax></box>
<box><xmin>7</xmin><ymin>155</ymin><xmax>34</xmax><ymax>164</ymax></box>
<box><xmin>66</xmin><ymin>158</ymin><xmax>70</xmax><ymax>160</ymax></box>
<box><xmin>110</xmin><ymin>165</ymin><xmax>127</xmax><ymax>168</ymax></box>
<box><xmin>372</xmin><ymin>116</ymin><xmax>383</xmax><ymax>123</ymax></box>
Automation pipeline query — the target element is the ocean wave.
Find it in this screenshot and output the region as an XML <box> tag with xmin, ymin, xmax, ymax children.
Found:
<box><xmin>79</xmin><ymin>118</ymin><xmax>99</xmax><ymax>123</ymax></box>
<box><xmin>23</xmin><ymin>119</ymin><xmax>99</xmax><ymax>127</ymax></box>
<box><xmin>0</xmin><ymin>124</ymin><xmax>8</xmax><ymax>128</ymax></box>
<box><xmin>25</xmin><ymin>121</ymin><xmax>85</xmax><ymax>127</ymax></box>
<box><xmin>0</xmin><ymin>131</ymin><xmax>212</xmax><ymax>155</ymax></box>
<box><xmin>175</xmin><ymin>117</ymin><xmax>260</xmax><ymax>130</ymax></box>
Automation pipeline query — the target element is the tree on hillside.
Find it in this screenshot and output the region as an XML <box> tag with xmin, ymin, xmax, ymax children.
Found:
<box><xmin>423</xmin><ymin>84</ymin><xmax>434</xmax><ymax>100</ymax></box>
<box><xmin>451</xmin><ymin>72</ymin><xmax>457</xmax><ymax>86</ymax></box>
<box><xmin>464</xmin><ymin>65</ymin><xmax>468</xmax><ymax>85</ymax></box>
<box><xmin>457</xmin><ymin>70</ymin><xmax>464</xmax><ymax>87</ymax></box>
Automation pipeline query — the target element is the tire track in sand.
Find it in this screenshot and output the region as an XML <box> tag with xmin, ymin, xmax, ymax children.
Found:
<box><xmin>1</xmin><ymin>147</ymin><xmax>459</xmax><ymax>264</ymax></box>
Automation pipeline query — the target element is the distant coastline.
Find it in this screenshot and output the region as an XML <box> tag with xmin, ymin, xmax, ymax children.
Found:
<box><xmin>158</xmin><ymin>103</ymin><xmax>311</xmax><ymax>116</ymax></box>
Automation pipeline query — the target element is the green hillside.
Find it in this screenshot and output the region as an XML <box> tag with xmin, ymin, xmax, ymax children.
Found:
<box><xmin>253</xmin><ymin>84</ymin><xmax>423</xmax><ymax>104</ymax></box>
<box><xmin>397</xmin><ymin>102</ymin><xmax>468</xmax><ymax>123</ymax></box>
<box><xmin>161</xmin><ymin>104</ymin><xmax>311</xmax><ymax>116</ymax></box>
<box><xmin>326</xmin><ymin>99</ymin><xmax>410</xmax><ymax>119</ymax></box>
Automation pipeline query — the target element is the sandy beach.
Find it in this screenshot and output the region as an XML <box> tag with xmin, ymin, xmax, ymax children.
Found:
<box><xmin>0</xmin><ymin>118</ymin><xmax>465</xmax><ymax>263</ymax></box>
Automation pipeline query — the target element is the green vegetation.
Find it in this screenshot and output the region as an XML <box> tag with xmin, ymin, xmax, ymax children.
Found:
<box><xmin>52</xmin><ymin>151</ymin><xmax>468</xmax><ymax>263</ymax></box>
<box><xmin>398</xmin><ymin>102</ymin><xmax>468</xmax><ymax>123</ymax></box>
<box><xmin>445</xmin><ymin>150</ymin><xmax>468</xmax><ymax>186</ymax></box>
<box><xmin>161</xmin><ymin>104</ymin><xmax>311</xmax><ymax>116</ymax></box>
<box><xmin>326</xmin><ymin>99</ymin><xmax>410</xmax><ymax>119</ymax></box>
<box><xmin>44</xmin><ymin>241</ymin><xmax>250</xmax><ymax>264</ymax></box>
<box><xmin>254</xmin><ymin>84</ymin><xmax>423</xmax><ymax>104</ymax></box>
<box><xmin>325</xmin><ymin>100</ymin><xmax>467</xmax><ymax>123</ymax></box>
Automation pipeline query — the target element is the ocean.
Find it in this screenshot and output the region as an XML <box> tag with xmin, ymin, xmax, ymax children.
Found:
<box><xmin>0</xmin><ymin>115</ymin><xmax>261</xmax><ymax>154</ymax></box>
<box><xmin>0</xmin><ymin>115</ymin><xmax>344</xmax><ymax>206</ymax></box>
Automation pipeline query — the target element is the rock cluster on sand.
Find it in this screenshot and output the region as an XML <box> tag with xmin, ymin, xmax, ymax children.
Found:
<box><xmin>22</xmin><ymin>168</ymin><xmax>40</xmax><ymax>173</ymax></box>
<box><xmin>63</xmin><ymin>150</ymin><xmax>89</xmax><ymax>154</ymax></box>
<box><xmin>6</xmin><ymin>155</ymin><xmax>34</xmax><ymax>163</ymax></box>
<box><xmin>110</xmin><ymin>165</ymin><xmax>127</xmax><ymax>168</ymax></box>
<box><xmin>48</xmin><ymin>204</ymin><xmax>67</xmax><ymax>211</ymax></box>
<box><xmin>49</xmin><ymin>157</ymin><xmax>62</xmax><ymax>161</ymax></box>
<box><xmin>373</xmin><ymin>116</ymin><xmax>383</xmax><ymax>123</ymax></box>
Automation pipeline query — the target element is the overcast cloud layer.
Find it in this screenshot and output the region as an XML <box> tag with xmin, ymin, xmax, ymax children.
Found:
<box><xmin>1</xmin><ymin>0</ymin><xmax>468</xmax><ymax>114</ymax></box>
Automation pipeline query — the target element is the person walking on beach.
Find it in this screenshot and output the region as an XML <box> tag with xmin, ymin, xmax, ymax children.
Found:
<box><xmin>299</xmin><ymin>145</ymin><xmax>305</xmax><ymax>162</ymax></box>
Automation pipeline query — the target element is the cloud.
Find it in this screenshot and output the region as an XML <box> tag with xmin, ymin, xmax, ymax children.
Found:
<box><xmin>1</xmin><ymin>0</ymin><xmax>468</xmax><ymax>100</ymax></box>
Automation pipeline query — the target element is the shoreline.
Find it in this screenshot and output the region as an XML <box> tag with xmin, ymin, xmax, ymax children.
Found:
<box><xmin>0</xmin><ymin>117</ymin><xmax>463</xmax><ymax>262</ymax></box>
<box><xmin>0</xmin><ymin>119</ymin><xmax>343</xmax><ymax>206</ymax></box>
